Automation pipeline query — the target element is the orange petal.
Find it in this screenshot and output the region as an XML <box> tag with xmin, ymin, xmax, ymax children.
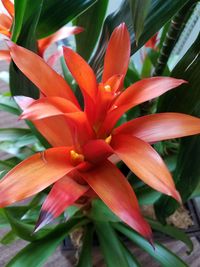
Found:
<box><xmin>111</xmin><ymin>134</ymin><xmax>181</xmax><ymax>202</ymax></box>
<box><xmin>38</xmin><ymin>26</ymin><xmax>84</xmax><ymax>56</ymax></box>
<box><xmin>19</xmin><ymin>97</ymin><xmax>95</xmax><ymax>147</ymax></box>
<box><xmin>102</xmin><ymin>23</ymin><xmax>130</xmax><ymax>83</ymax></box>
<box><xmin>7</xmin><ymin>42</ymin><xmax>79</xmax><ymax>106</ymax></box>
<box><xmin>2</xmin><ymin>0</ymin><xmax>14</xmax><ymax>18</ymax></box>
<box><xmin>114</xmin><ymin>113</ymin><xmax>200</xmax><ymax>143</ymax></box>
<box><xmin>35</xmin><ymin>175</ymin><xmax>88</xmax><ymax>231</ymax></box>
<box><xmin>34</xmin><ymin>117</ymin><xmax>74</xmax><ymax>147</ymax></box>
<box><xmin>100</xmin><ymin>77</ymin><xmax>186</xmax><ymax>135</ymax></box>
<box><xmin>79</xmin><ymin>160</ymin><xmax>152</xmax><ymax>239</ymax></box>
<box><xmin>0</xmin><ymin>49</ymin><xmax>11</xmax><ymax>61</ymax></box>
<box><xmin>20</xmin><ymin>96</ymin><xmax>80</xmax><ymax>120</ymax></box>
<box><xmin>63</xmin><ymin>46</ymin><xmax>98</xmax><ymax>122</ymax></box>
<box><xmin>63</xmin><ymin>46</ymin><xmax>97</xmax><ymax>101</ymax></box>
<box><xmin>15</xmin><ymin>96</ymin><xmax>73</xmax><ymax>146</ymax></box>
<box><xmin>0</xmin><ymin>147</ymin><xmax>74</xmax><ymax>207</ymax></box>
<box><xmin>0</xmin><ymin>13</ymin><xmax>12</xmax><ymax>32</ymax></box>
<box><xmin>83</xmin><ymin>139</ymin><xmax>113</xmax><ymax>164</ymax></box>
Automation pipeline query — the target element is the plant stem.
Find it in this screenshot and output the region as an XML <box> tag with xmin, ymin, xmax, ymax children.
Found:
<box><xmin>153</xmin><ymin>0</ymin><xmax>198</xmax><ymax>76</ymax></box>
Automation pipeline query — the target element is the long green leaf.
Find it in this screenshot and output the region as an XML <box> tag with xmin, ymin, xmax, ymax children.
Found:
<box><xmin>129</xmin><ymin>0</ymin><xmax>151</xmax><ymax>43</ymax></box>
<box><xmin>1</xmin><ymin>230</ymin><xmax>18</xmax><ymax>245</ymax></box>
<box><xmin>74</xmin><ymin>0</ymin><xmax>108</xmax><ymax>61</ymax></box>
<box><xmin>120</xmin><ymin>241</ymin><xmax>141</xmax><ymax>267</ymax></box>
<box><xmin>90</xmin><ymin>0</ymin><xmax>189</xmax><ymax>76</ymax></box>
<box><xmin>0</xmin><ymin>209</ymin><xmax>9</xmax><ymax>228</ymax></box>
<box><xmin>6</xmin><ymin>218</ymin><xmax>89</xmax><ymax>267</ymax></box>
<box><xmin>147</xmin><ymin>218</ymin><xmax>193</xmax><ymax>253</ymax></box>
<box><xmin>76</xmin><ymin>226</ymin><xmax>93</xmax><ymax>267</ymax></box>
<box><xmin>95</xmin><ymin>221</ymin><xmax>129</xmax><ymax>267</ymax></box>
<box><xmin>12</xmin><ymin>0</ymin><xmax>27</xmax><ymax>42</ymax></box>
<box><xmin>0</xmin><ymin>128</ymin><xmax>32</xmax><ymax>141</ymax></box>
<box><xmin>155</xmin><ymin>33</ymin><xmax>200</xmax><ymax>222</ymax></box>
<box><xmin>0</xmin><ymin>95</ymin><xmax>20</xmax><ymax>115</ymax></box>
<box><xmin>114</xmin><ymin>223</ymin><xmax>188</xmax><ymax>267</ymax></box>
<box><xmin>36</xmin><ymin>0</ymin><xmax>97</xmax><ymax>38</ymax></box>
<box><xmin>10</xmin><ymin>0</ymin><xmax>43</xmax><ymax>98</ymax></box>
<box><xmin>89</xmin><ymin>199</ymin><xmax>120</xmax><ymax>222</ymax></box>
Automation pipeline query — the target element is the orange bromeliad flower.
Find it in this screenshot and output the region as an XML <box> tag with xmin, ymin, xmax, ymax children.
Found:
<box><xmin>0</xmin><ymin>23</ymin><xmax>200</xmax><ymax>242</ymax></box>
<box><xmin>0</xmin><ymin>0</ymin><xmax>83</xmax><ymax>62</ymax></box>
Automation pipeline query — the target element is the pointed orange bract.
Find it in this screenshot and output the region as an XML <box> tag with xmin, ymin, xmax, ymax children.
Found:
<box><xmin>102</xmin><ymin>23</ymin><xmax>130</xmax><ymax>82</ymax></box>
<box><xmin>7</xmin><ymin>42</ymin><xmax>79</xmax><ymax>106</ymax></box>
<box><xmin>34</xmin><ymin>117</ymin><xmax>74</xmax><ymax>147</ymax></box>
<box><xmin>79</xmin><ymin>160</ymin><xmax>152</xmax><ymax>239</ymax></box>
<box><xmin>20</xmin><ymin>97</ymin><xmax>80</xmax><ymax>120</ymax></box>
<box><xmin>0</xmin><ymin>147</ymin><xmax>74</xmax><ymax>207</ymax></box>
<box><xmin>2</xmin><ymin>0</ymin><xmax>14</xmax><ymax>18</ymax></box>
<box><xmin>111</xmin><ymin>134</ymin><xmax>181</xmax><ymax>202</ymax></box>
<box><xmin>35</xmin><ymin>175</ymin><xmax>88</xmax><ymax>231</ymax></box>
<box><xmin>99</xmin><ymin>77</ymin><xmax>186</xmax><ymax>135</ymax></box>
<box><xmin>0</xmin><ymin>13</ymin><xmax>12</xmax><ymax>36</ymax></box>
<box><xmin>114</xmin><ymin>113</ymin><xmax>200</xmax><ymax>143</ymax></box>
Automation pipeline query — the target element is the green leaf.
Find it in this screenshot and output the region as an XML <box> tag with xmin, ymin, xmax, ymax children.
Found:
<box><xmin>74</xmin><ymin>0</ymin><xmax>108</xmax><ymax>61</ymax></box>
<box><xmin>0</xmin><ymin>159</ymin><xmax>16</xmax><ymax>179</ymax></box>
<box><xmin>147</xmin><ymin>218</ymin><xmax>193</xmax><ymax>253</ymax></box>
<box><xmin>12</xmin><ymin>0</ymin><xmax>27</xmax><ymax>42</ymax></box>
<box><xmin>5</xmin><ymin>209</ymin><xmax>49</xmax><ymax>242</ymax></box>
<box><xmin>95</xmin><ymin>221</ymin><xmax>129</xmax><ymax>267</ymax></box>
<box><xmin>141</xmin><ymin>55</ymin><xmax>152</xmax><ymax>78</ymax></box>
<box><xmin>157</xmin><ymin>33</ymin><xmax>200</xmax><ymax>115</ymax></box>
<box><xmin>10</xmin><ymin>0</ymin><xmax>43</xmax><ymax>98</ymax></box>
<box><xmin>120</xmin><ymin>241</ymin><xmax>141</xmax><ymax>267</ymax></box>
<box><xmin>124</xmin><ymin>61</ymin><xmax>140</xmax><ymax>88</ymax></box>
<box><xmin>136</xmin><ymin>186</ymin><xmax>161</xmax><ymax>205</ymax></box>
<box><xmin>36</xmin><ymin>0</ymin><xmax>97</xmax><ymax>38</ymax></box>
<box><xmin>90</xmin><ymin>0</ymin><xmax>189</xmax><ymax>76</ymax></box>
<box><xmin>114</xmin><ymin>223</ymin><xmax>188</xmax><ymax>267</ymax></box>
<box><xmin>1</xmin><ymin>230</ymin><xmax>18</xmax><ymax>245</ymax></box>
<box><xmin>129</xmin><ymin>0</ymin><xmax>151</xmax><ymax>43</ymax></box>
<box><xmin>0</xmin><ymin>128</ymin><xmax>32</xmax><ymax>142</ymax></box>
<box><xmin>0</xmin><ymin>209</ymin><xmax>9</xmax><ymax>228</ymax></box>
<box><xmin>60</xmin><ymin>56</ymin><xmax>76</xmax><ymax>91</ymax></box>
<box><xmin>155</xmin><ymin>33</ymin><xmax>200</xmax><ymax>222</ymax></box>
<box><xmin>0</xmin><ymin>95</ymin><xmax>20</xmax><ymax>115</ymax></box>
<box><xmin>6</xmin><ymin>218</ymin><xmax>89</xmax><ymax>267</ymax></box>
<box><xmin>89</xmin><ymin>199</ymin><xmax>120</xmax><ymax>222</ymax></box>
<box><xmin>76</xmin><ymin>226</ymin><xmax>93</xmax><ymax>267</ymax></box>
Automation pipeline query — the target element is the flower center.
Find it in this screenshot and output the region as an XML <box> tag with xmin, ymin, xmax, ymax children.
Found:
<box><xmin>104</xmin><ymin>84</ymin><xmax>112</xmax><ymax>92</ymax></box>
<box><xmin>70</xmin><ymin>150</ymin><xmax>84</xmax><ymax>166</ymax></box>
<box><xmin>105</xmin><ymin>135</ymin><xmax>112</xmax><ymax>144</ymax></box>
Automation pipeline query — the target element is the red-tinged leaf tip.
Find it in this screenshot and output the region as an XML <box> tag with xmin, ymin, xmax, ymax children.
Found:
<box><xmin>172</xmin><ymin>189</ymin><xmax>182</xmax><ymax>204</ymax></box>
<box><xmin>34</xmin><ymin>210</ymin><xmax>54</xmax><ymax>233</ymax></box>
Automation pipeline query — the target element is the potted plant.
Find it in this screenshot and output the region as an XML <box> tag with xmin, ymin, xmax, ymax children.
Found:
<box><xmin>0</xmin><ymin>0</ymin><xmax>200</xmax><ymax>266</ymax></box>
